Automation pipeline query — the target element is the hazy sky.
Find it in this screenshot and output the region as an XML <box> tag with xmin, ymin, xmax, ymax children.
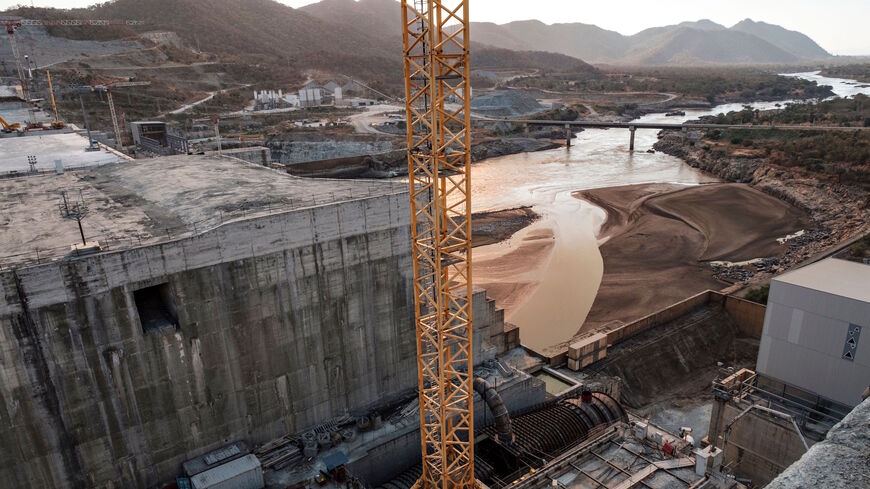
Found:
<box><xmin>1</xmin><ymin>0</ymin><xmax>868</xmax><ymax>55</ymax></box>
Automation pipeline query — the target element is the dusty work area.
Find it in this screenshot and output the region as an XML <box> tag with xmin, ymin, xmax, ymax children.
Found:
<box><xmin>0</xmin><ymin>132</ymin><xmax>125</xmax><ymax>174</ymax></box>
<box><xmin>0</xmin><ymin>155</ymin><xmax>405</xmax><ymax>267</ymax></box>
<box><xmin>579</xmin><ymin>182</ymin><xmax>810</xmax><ymax>331</ymax></box>
<box><xmin>564</xmin><ymin>302</ymin><xmax>760</xmax><ymax>440</ymax></box>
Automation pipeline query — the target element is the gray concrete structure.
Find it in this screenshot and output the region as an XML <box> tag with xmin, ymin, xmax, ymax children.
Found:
<box><xmin>271</xmin><ymin>140</ymin><xmax>395</xmax><ymax>165</ymax></box>
<box><xmin>0</xmin><ymin>156</ymin><xmax>517</xmax><ymax>488</ymax></box>
<box><xmin>766</xmin><ymin>397</ymin><xmax>870</xmax><ymax>489</ymax></box>
<box><xmin>129</xmin><ymin>121</ymin><xmax>168</xmax><ymax>146</ymax></box>
<box><xmin>757</xmin><ymin>258</ymin><xmax>870</xmax><ymax>407</ymax></box>
<box><xmin>0</xmin><ymin>132</ymin><xmax>124</xmax><ymax>176</ymax></box>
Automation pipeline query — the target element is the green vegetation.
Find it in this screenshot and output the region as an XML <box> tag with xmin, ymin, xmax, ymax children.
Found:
<box><xmin>698</xmin><ymin>95</ymin><xmax>870</xmax><ymax>188</ymax></box>
<box><xmin>744</xmin><ymin>285</ymin><xmax>770</xmax><ymax>305</ymax></box>
<box><xmin>508</xmin><ymin>67</ymin><xmax>834</xmax><ymax>103</ymax></box>
<box><xmin>708</xmin><ymin>94</ymin><xmax>870</xmax><ymax>127</ymax></box>
<box><xmin>820</xmin><ymin>64</ymin><xmax>870</xmax><ymax>83</ymax></box>
<box><xmin>528</xmin><ymin>105</ymin><xmax>583</xmax><ymax>122</ymax></box>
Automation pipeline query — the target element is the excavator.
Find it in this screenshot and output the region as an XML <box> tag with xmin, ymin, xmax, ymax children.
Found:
<box><xmin>0</xmin><ymin>116</ymin><xmax>21</xmax><ymax>133</ymax></box>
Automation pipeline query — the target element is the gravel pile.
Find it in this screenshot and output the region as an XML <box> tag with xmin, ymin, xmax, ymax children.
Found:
<box><xmin>470</xmin><ymin>90</ymin><xmax>545</xmax><ymax>117</ymax></box>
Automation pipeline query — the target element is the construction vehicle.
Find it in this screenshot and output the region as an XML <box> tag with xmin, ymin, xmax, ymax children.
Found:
<box><xmin>400</xmin><ymin>1</ymin><xmax>476</xmax><ymax>487</ymax></box>
<box><xmin>2</xmin><ymin>18</ymin><xmax>144</xmax><ymax>120</ymax></box>
<box><xmin>92</xmin><ymin>80</ymin><xmax>151</xmax><ymax>150</ymax></box>
<box><xmin>0</xmin><ymin>116</ymin><xmax>21</xmax><ymax>133</ymax></box>
<box><xmin>46</xmin><ymin>69</ymin><xmax>64</xmax><ymax>129</ymax></box>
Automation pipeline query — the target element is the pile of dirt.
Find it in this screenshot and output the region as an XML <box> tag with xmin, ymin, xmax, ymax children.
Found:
<box><xmin>579</xmin><ymin>182</ymin><xmax>810</xmax><ymax>331</ymax></box>
<box><xmin>471</xmin><ymin>90</ymin><xmax>546</xmax><ymax>117</ymax></box>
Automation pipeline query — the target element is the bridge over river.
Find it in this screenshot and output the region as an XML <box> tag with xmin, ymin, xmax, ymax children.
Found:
<box><xmin>494</xmin><ymin>118</ymin><xmax>870</xmax><ymax>150</ymax></box>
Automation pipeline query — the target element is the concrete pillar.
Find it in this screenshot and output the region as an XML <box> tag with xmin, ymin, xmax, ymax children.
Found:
<box><xmin>523</xmin><ymin>123</ymin><xmax>529</xmax><ymax>135</ymax></box>
<box><xmin>565</xmin><ymin>124</ymin><xmax>572</xmax><ymax>148</ymax></box>
<box><xmin>629</xmin><ymin>126</ymin><xmax>636</xmax><ymax>151</ymax></box>
<box><xmin>708</xmin><ymin>396</ymin><xmax>726</xmax><ymax>448</ymax></box>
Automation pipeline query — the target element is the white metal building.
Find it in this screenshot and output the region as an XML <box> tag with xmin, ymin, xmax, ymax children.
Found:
<box><xmin>298</xmin><ymin>87</ymin><xmax>323</xmax><ymax>108</ymax></box>
<box><xmin>757</xmin><ymin>258</ymin><xmax>870</xmax><ymax>407</ymax></box>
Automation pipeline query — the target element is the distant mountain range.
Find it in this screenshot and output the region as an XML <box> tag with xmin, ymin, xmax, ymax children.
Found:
<box><xmin>298</xmin><ymin>0</ymin><xmax>596</xmax><ymax>72</ymax></box>
<box><xmin>1</xmin><ymin>0</ymin><xmax>594</xmax><ymax>84</ymax></box>
<box><xmin>1</xmin><ymin>0</ymin><xmax>833</xmax><ymax>80</ymax></box>
<box><xmin>468</xmin><ymin>18</ymin><xmax>832</xmax><ymax>65</ymax></box>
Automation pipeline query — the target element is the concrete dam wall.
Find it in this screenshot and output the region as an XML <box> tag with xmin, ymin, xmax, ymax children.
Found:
<box><xmin>271</xmin><ymin>140</ymin><xmax>396</xmax><ymax>165</ymax></box>
<box><xmin>0</xmin><ymin>192</ymin><xmax>514</xmax><ymax>489</ymax></box>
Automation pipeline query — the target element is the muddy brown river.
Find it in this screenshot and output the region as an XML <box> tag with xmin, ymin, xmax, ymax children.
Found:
<box><xmin>469</xmin><ymin>73</ymin><xmax>870</xmax><ymax>352</ymax></box>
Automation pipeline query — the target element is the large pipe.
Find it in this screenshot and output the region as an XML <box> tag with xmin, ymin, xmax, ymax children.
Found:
<box><xmin>474</xmin><ymin>377</ymin><xmax>514</xmax><ymax>445</ymax></box>
<box><xmin>376</xmin><ymin>391</ymin><xmax>627</xmax><ymax>489</ymax></box>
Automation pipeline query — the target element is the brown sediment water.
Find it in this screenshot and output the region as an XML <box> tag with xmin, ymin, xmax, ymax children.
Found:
<box><xmin>466</xmin><ymin>73</ymin><xmax>869</xmax><ymax>353</ymax></box>
<box><xmin>468</xmin><ymin>120</ymin><xmax>717</xmax><ymax>352</ymax></box>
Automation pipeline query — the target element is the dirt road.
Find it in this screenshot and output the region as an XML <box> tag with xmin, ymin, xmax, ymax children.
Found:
<box><xmin>348</xmin><ymin>104</ymin><xmax>403</xmax><ymax>134</ymax></box>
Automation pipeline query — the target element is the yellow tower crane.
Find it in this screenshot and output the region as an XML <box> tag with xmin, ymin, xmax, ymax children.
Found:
<box><xmin>3</xmin><ymin>18</ymin><xmax>144</xmax><ymax>105</ymax></box>
<box><xmin>93</xmin><ymin>80</ymin><xmax>151</xmax><ymax>151</ymax></box>
<box><xmin>46</xmin><ymin>69</ymin><xmax>64</xmax><ymax>129</ymax></box>
<box><xmin>400</xmin><ymin>1</ymin><xmax>476</xmax><ymax>488</ymax></box>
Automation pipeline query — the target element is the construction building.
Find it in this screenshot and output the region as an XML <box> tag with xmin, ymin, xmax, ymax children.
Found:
<box><xmin>0</xmin><ymin>154</ymin><xmax>521</xmax><ymax>488</ymax></box>
<box><xmin>756</xmin><ymin>258</ymin><xmax>869</xmax><ymax>407</ymax></box>
<box><xmin>1</xmin><ymin>5</ymin><xmax>868</xmax><ymax>489</ymax></box>
<box><xmin>698</xmin><ymin>256</ymin><xmax>869</xmax><ymax>487</ymax></box>
<box><xmin>129</xmin><ymin>121</ymin><xmax>189</xmax><ymax>155</ymax></box>
<box><xmin>129</xmin><ymin>120</ymin><xmax>167</xmax><ymax>146</ymax></box>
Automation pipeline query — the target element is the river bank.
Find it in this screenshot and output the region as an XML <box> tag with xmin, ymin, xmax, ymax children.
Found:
<box><xmin>576</xmin><ymin>183</ymin><xmax>810</xmax><ymax>333</ymax></box>
<box><xmin>471</xmin><ymin>207</ymin><xmax>539</xmax><ymax>248</ymax></box>
<box><xmin>653</xmin><ymin>129</ymin><xmax>870</xmax><ymax>289</ymax></box>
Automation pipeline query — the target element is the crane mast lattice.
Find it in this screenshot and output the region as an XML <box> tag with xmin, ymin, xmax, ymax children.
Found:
<box><xmin>401</xmin><ymin>1</ymin><xmax>476</xmax><ymax>487</ymax></box>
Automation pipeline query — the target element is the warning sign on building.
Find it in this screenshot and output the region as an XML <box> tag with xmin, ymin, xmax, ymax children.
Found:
<box><xmin>842</xmin><ymin>324</ymin><xmax>861</xmax><ymax>362</ymax></box>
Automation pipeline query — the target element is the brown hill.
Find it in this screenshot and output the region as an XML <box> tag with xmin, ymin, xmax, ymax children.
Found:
<box><xmin>4</xmin><ymin>0</ymin><xmax>596</xmax><ymax>87</ymax></box>
<box><xmin>467</xmin><ymin>17</ymin><xmax>832</xmax><ymax>65</ymax></box>
<box><xmin>4</xmin><ymin>1</ymin><xmax>401</xmax><ymax>82</ymax></box>
<box><xmin>623</xmin><ymin>27</ymin><xmax>799</xmax><ymax>65</ymax></box>
<box><xmin>299</xmin><ymin>0</ymin><xmax>597</xmax><ymax>74</ymax></box>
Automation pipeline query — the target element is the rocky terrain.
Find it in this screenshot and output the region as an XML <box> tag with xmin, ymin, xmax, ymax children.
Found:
<box><xmin>279</xmin><ymin>135</ymin><xmax>560</xmax><ymax>179</ymax></box>
<box><xmin>471</xmin><ymin>207</ymin><xmax>539</xmax><ymax>248</ymax></box>
<box><xmin>654</xmin><ymin>129</ymin><xmax>870</xmax><ymax>286</ymax></box>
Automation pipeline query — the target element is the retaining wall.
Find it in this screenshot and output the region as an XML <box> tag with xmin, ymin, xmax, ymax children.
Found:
<box><xmin>271</xmin><ymin>141</ymin><xmax>395</xmax><ymax>165</ymax></box>
<box><xmin>603</xmin><ymin>290</ymin><xmax>765</xmax><ymax>349</ymax></box>
<box><xmin>0</xmin><ymin>194</ymin><xmax>512</xmax><ymax>489</ymax></box>
<box><xmin>721</xmin><ymin>295</ymin><xmax>766</xmax><ymax>339</ymax></box>
<box><xmin>550</xmin><ymin>290</ymin><xmax>766</xmax><ymax>365</ymax></box>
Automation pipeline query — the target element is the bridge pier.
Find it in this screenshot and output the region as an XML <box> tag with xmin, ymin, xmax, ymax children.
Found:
<box><xmin>629</xmin><ymin>126</ymin><xmax>636</xmax><ymax>151</ymax></box>
<box><xmin>565</xmin><ymin>124</ymin><xmax>572</xmax><ymax>147</ymax></box>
